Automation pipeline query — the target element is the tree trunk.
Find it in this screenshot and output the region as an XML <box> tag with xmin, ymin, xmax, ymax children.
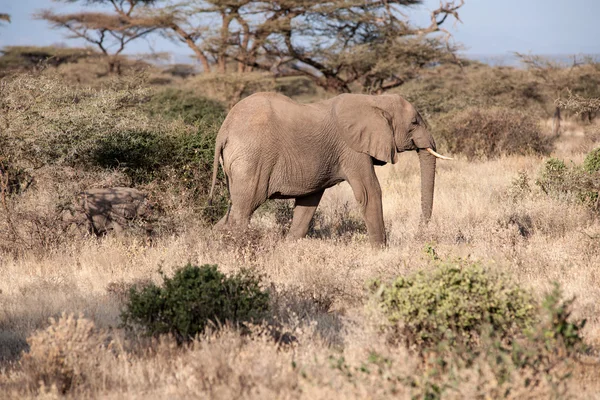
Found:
<box><xmin>418</xmin><ymin>151</ymin><xmax>436</xmax><ymax>223</ymax></box>
<box><xmin>170</xmin><ymin>24</ymin><xmax>211</xmax><ymax>73</ymax></box>
<box><xmin>552</xmin><ymin>106</ymin><xmax>561</xmax><ymax>137</ymax></box>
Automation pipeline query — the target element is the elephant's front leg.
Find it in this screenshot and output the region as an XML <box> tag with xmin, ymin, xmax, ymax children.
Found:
<box><xmin>287</xmin><ymin>190</ymin><xmax>325</xmax><ymax>240</ymax></box>
<box><xmin>346</xmin><ymin>165</ymin><xmax>386</xmax><ymax>247</ymax></box>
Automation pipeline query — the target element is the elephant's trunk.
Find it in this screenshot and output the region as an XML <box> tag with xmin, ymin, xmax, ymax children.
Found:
<box><xmin>418</xmin><ymin>150</ymin><xmax>436</xmax><ymax>223</ymax></box>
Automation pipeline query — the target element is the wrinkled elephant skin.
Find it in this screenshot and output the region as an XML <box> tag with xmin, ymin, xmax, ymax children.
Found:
<box><xmin>208</xmin><ymin>93</ymin><xmax>448</xmax><ymax>247</ymax></box>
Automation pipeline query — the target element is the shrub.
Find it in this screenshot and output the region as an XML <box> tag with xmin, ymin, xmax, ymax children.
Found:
<box><xmin>370</xmin><ymin>256</ymin><xmax>587</xmax><ymax>397</ymax></box>
<box><xmin>536</xmin><ymin>158</ymin><xmax>569</xmax><ymax>197</ymax></box>
<box><xmin>536</xmin><ymin>155</ymin><xmax>600</xmax><ymax>210</ymax></box>
<box><xmin>400</xmin><ymin>64</ymin><xmax>548</xmax><ymax>121</ymax></box>
<box><xmin>92</xmin><ymin>130</ymin><xmax>174</xmax><ymax>184</ymax></box>
<box><xmin>583</xmin><ymin>147</ymin><xmax>600</xmax><ymax>174</ymax></box>
<box><xmin>121</xmin><ymin>264</ymin><xmax>270</xmax><ymax>342</ymax></box>
<box><xmin>373</xmin><ymin>258</ymin><xmax>536</xmax><ymax>348</ymax></box>
<box><xmin>436</xmin><ymin>107</ymin><xmax>553</xmax><ymax>159</ymax></box>
<box><xmin>191</xmin><ymin>71</ymin><xmax>276</xmax><ymax>108</ymax></box>
<box><xmin>143</xmin><ymin>88</ymin><xmax>225</xmax><ymax>124</ymax></box>
<box><xmin>20</xmin><ymin>313</ymin><xmax>116</xmax><ymax>394</ymax></box>
<box><xmin>0</xmin><ymin>46</ymin><xmax>98</xmax><ymax>76</ymax></box>
<box><xmin>556</xmin><ymin>91</ymin><xmax>600</xmax><ymax>119</ymax></box>
<box><xmin>0</xmin><ymin>73</ymin><xmax>229</xmax><ymax>230</ymax></box>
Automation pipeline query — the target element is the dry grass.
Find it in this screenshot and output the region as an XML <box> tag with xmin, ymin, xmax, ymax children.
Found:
<box><xmin>2</xmin><ymin>130</ymin><xmax>600</xmax><ymax>397</ymax></box>
<box><xmin>2</xmin><ymin>65</ymin><xmax>600</xmax><ymax>397</ymax></box>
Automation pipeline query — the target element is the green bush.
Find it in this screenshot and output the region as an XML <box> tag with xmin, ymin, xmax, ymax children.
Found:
<box><xmin>370</xmin><ymin>255</ymin><xmax>587</xmax><ymax>397</ymax></box>
<box><xmin>143</xmin><ymin>88</ymin><xmax>226</xmax><ymax>124</ymax></box>
<box><xmin>536</xmin><ymin>156</ymin><xmax>600</xmax><ymax>210</ymax></box>
<box><xmin>92</xmin><ymin>130</ymin><xmax>173</xmax><ymax>184</ymax></box>
<box><xmin>583</xmin><ymin>147</ymin><xmax>600</xmax><ymax>174</ymax></box>
<box><xmin>121</xmin><ymin>264</ymin><xmax>270</xmax><ymax>342</ymax></box>
<box><xmin>363</xmin><ymin>260</ymin><xmax>588</xmax><ymax>398</ymax></box>
<box><xmin>536</xmin><ymin>158</ymin><xmax>569</xmax><ymax>196</ymax></box>
<box><xmin>373</xmin><ymin>258</ymin><xmax>536</xmax><ymax>348</ymax></box>
<box><xmin>583</xmin><ymin>147</ymin><xmax>600</xmax><ymax>206</ymax></box>
<box><xmin>436</xmin><ymin>107</ymin><xmax>553</xmax><ymax>159</ymax></box>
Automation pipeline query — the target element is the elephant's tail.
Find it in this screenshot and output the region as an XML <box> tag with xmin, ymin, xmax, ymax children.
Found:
<box><xmin>208</xmin><ymin>138</ymin><xmax>224</xmax><ymax>206</ymax></box>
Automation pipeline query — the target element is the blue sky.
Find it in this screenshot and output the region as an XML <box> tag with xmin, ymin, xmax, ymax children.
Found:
<box><xmin>1</xmin><ymin>0</ymin><xmax>599</xmax><ymax>61</ymax></box>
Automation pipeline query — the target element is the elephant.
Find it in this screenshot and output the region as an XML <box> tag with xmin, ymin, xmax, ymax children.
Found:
<box><xmin>208</xmin><ymin>92</ymin><xmax>451</xmax><ymax>246</ymax></box>
<box><xmin>63</xmin><ymin>187</ymin><xmax>153</xmax><ymax>236</ymax></box>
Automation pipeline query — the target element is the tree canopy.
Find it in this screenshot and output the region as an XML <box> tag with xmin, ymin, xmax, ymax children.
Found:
<box><xmin>36</xmin><ymin>0</ymin><xmax>161</xmax><ymax>73</ymax></box>
<box><xmin>36</xmin><ymin>0</ymin><xmax>464</xmax><ymax>92</ymax></box>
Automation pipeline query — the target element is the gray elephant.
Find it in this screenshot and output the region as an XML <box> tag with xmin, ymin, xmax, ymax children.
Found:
<box><xmin>63</xmin><ymin>187</ymin><xmax>153</xmax><ymax>236</ymax></box>
<box><xmin>208</xmin><ymin>93</ymin><xmax>451</xmax><ymax>246</ymax></box>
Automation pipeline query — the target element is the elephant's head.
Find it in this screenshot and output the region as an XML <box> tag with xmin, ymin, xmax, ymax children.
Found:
<box><xmin>333</xmin><ymin>93</ymin><xmax>451</xmax><ymax>222</ymax></box>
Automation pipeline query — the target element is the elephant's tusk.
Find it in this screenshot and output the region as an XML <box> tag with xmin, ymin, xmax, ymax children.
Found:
<box><xmin>426</xmin><ymin>148</ymin><xmax>453</xmax><ymax>160</ymax></box>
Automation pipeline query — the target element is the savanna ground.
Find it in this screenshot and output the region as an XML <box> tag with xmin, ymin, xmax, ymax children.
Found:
<box><xmin>1</xmin><ymin>51</ymin><xmax>600</xmax><ymax>399</ymax></box>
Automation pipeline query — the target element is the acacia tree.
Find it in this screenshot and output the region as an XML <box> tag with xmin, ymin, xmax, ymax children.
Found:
<box><xmin>36</xmin><ymin>0</ymin><xmax>161</xmax><ymax>74</ymax></box>
<box><xmin>517</xmin><ymin>53</ymin><xmax>600</xmax><ymax>129</ymax></box>
<box><xmin>259</xmin><ymin>0</ymin><xmax>464</xmax><ymax>93</ymax></box>
<box><xmin>148</xmin><ymin>0</ymin><xmax>268</xmax><ymax>74</ymax></box>
<box><xmin>147</xmin><ymin>0</ymin><xmax>463</xmax><ymax>93</ymax></box>
<box><xmin>0</xmin><ymin>13</ymin><xmax>9</xmax><ymax>23</ymax></box>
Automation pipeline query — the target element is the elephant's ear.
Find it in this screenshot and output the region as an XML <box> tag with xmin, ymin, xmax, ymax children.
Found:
<box><xmin>333</xmin><ymin>94</ymin><xmax>397</xmax><ymax>164</ymax></box>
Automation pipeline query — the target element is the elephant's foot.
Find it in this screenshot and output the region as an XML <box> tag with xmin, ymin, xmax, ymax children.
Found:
<box><xmin>369</xmin><ymin>236</ymin><xmax>386</xmax><ymax>249</ymax></box>
<box><xmin>286</xmin><ymin>231</ymin><xmax>306</xmax><ymax>242</ymax></box>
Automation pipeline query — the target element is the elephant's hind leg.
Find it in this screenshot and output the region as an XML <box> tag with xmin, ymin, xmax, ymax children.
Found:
<box><xmin>288</xmin><ymin>190</ymin><xmax>325</xmax><ymax>240</ymax></box>
<box><xmin>214</xmin><ymin>205</ymin><xmax>232</xmax><ymax>229</ymax></box>
<box><xmin>228</xmin><ymin>166</ymin><xmax>269</xmax><ymax>227</ymax></box>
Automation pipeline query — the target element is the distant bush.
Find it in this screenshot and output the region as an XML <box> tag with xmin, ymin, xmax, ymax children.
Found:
<box><xmin>400</xmin><ymin>64</ymin><xmax>548</xmax><ymax>120</ymax></box>
<box><xmin>536</xmin><ymin>154</ymin><xmax>600</xmax><ymax>211</ymax></box>
<box><xmin>556</xmin><ymin>91</ymin><xmax>600</xmax><ymax>121</ymax></box>
<box><xmin>436</xmin><ymin>107</ymin><xmax>553</xmax><ymax>159</ymax></box>
<box><xmin>536</xmin><ymin>158</ymin><xmax>570</xmax><ymax>197</ymax></box>
<box><xmin>372</xmin><ymin>259</ymin><xmax>535</xmax><ymax>348</ymax></box>
<box><xmin>192</xmin><ymin>71</ymin><xmax>276</xmax><ymax>108</ymax></box>
<box><xmin>0</xmin><ymin>46</ymin><xmax>98</xmax><ymax>76</ymax></box>
<box><xmin>162</xmin><ymin>64</ymin><xmax>198</xmax><ymax>79</ymax></box>
<box><xmin>583</xmin><ymin>147</ymin><xmax>600</xmax><ymax>174</ymax></box>
<box><xmin>121</xmin><ymin>264</ymin><xmax>270</xmax><ymax>342</ymax></box>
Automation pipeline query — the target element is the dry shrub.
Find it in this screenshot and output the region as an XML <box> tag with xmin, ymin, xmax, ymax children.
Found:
<box><xmin>437</xmin><ymin>107</ymin><xmax>553</xmax><ymax>159</ymax></box>
<box><xmin>4</xmin><ymin>314</ymin><xmax>588</xmax><ymax>400</ymax></box>
<box><xmin>311</xmin><ymin>201</ymin><xmax>368</xmax><ymax>241</ymax></box>
<box><xmin>557</xmin><ymin>91</ymin><xmax>600</xmax><ymax>118</ymax></box>
<box><xmin>0</xmin><ymin>46</ymin><xmax>99</xmax><ymax>77</ymax></box>
<box><xmin>400</xmin><ymin>63</ymin><xmax>548</xmax><ymax>121</ymax></box>
<box><xmin>0</xmin><ymin>166</ymin><xmax>129</xmax><ymax>256</ymax></box>
<box><xmin>19</xmin><ymin>313</ymin><xmax>119</xmax><ymax>395</ymax></box>
<box><xmin>0</xmin><ymin>71</ymin><xmax>229</xmax><ymax>253</ymax></box>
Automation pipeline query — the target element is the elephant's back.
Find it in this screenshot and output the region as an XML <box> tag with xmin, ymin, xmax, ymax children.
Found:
<box><xmin>226</xmin><ymin>92</ymin><xmax>314</xmax><ymax>127</ymax></box>
<box><xmin>219</xmin><ymin>92</ymin><xmax>322</xmax><ymax>149</ymax></box>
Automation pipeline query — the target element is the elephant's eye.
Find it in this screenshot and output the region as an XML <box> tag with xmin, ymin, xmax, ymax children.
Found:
<box><xmin>411</xmin><ymin>117</ymin><xmax>419</xmax><ymax>125</ymax></box>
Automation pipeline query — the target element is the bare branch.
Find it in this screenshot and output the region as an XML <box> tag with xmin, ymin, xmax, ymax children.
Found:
<box><xmin>35</xmin><ymin>3</ymin><xmax>160</xmax><ymax>74</ymax></box>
